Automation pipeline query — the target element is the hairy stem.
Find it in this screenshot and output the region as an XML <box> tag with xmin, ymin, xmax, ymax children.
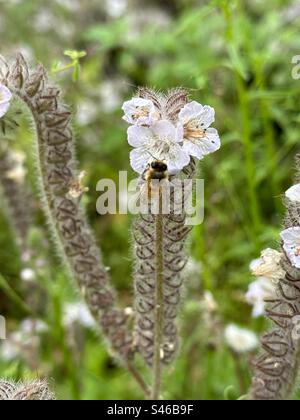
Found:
<box><xmin>152</xmin><ymin>190</ymin><xmax>164</xmax><ymax>400</ymax></box>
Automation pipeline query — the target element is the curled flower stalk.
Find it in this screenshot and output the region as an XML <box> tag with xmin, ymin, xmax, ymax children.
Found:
<box><xmin>0</xmin><ymin>379</ymin><xmax>55</xmax><ymax>400</ymax></box>
<box><xmin>250</xmin><ymin>159</ymin><xmax>300</xmax><ymax>400</ymax></box>
<box><xmin>0</xmin><ymin>55</ymin><xmax>133</xmax><ymax>366</ymax></box>
<box><xmin>124</xmin><ymin>88</ymin><xmax>221</xmax><ymax>398</ymax></box>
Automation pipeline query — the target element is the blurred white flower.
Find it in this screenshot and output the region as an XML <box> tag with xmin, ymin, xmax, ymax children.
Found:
<box><xmin>280</xmin><ymin>227</ymin><xmax>300</xmax><ymax>269</ymax></box>
<box><xmin>100</xmin><ymin>79</ymin><xmax>125</xmax><ymax>113</ymax></box>
<box><xmin>105</xmin><ymin>0</ymin><xmax>127</xmax><ymax>18</ymax></box>
<box><xmin>33</xmin><ymin>10</ymin><xmax>56</xmax><ymax>32</ymax></box>
<box><xmin>77</xmin><ymin>100</ymin><xmax>98</xmax><ymax>126</ymax></box>
<box><xmin>126</xmin><ymin>8</ymin><xmax>171</xmax><ymax>42</ymax></box>
<box><xmin>20</xmin><ymin>318</ymin><xmax>48</xmax><ymax>335</ymax></box>
<box><xmin>124</xmin><ymin>307</ymin><xmax>134</xmax><ymax>316</ymax></box>
<box><xmin>250</xmin><ymin>248</ymin><xmax>285</xmax><ymax>284</ymax></box>
<box><xmin>285</xmin><ymin>184</ymin><xmax>300</xmax><ymax>203</ymax></box>
<box><xmin>0</xmin><ymin>332</ymin><xmax>22</xmax><ymax>361</ymax></box>
<box><xmin>282</xmin><ymin>1</ymin><xmax>300</xmax><ymax>23</ymax></box>
<box><xmin>122</xmin><ymin>97</ymin><xmax>159</xmax><ymax>126</ymax></box>
<box><xmin>5</xmin><ymin>150</ymin><xmax>27</xmax><ymax>183</ymax></box>
<box><xmin>246</xmin><ymin>277</ymin><xmax>276</xmax><ymax>317</ymax></box>
<box><xmin>10</xmin><ymin>151</ymin><xmax>26</xmax><ymax>165</ymax></box>
<box><xmin>224</xmin><ymin>324</ymin><xmax>259</xmax><ymax>353</ymax></box>
<box><xmin>0</xmin><ymin>319</ymin><xmax>45</xmax><ymax>362</ymax></box>
<box><xmin>6</xmin><ymin>166</ymin><xmax>26</xmax><ymax>183</ymax></box>
<box><xmin>128</xmin><ymin>120</ymin><xmax>190</xmax><ymax>174</ymax></box>
<box><xmin>20</xmin><ymin>268</ymin><xmax>36</xmax><ymax>282</ymax></box>
<box><xmin>0</xmin><ymin>85</ymin><xmax>12</xmax><ymax>118</ymax></box>
<box><xmin>63</xmin><ymin>302</ymin><xmax>95</xmax><ymax>328</ymax></box>
<box><xmin>179</xmin><ymin>101</ymin><xmax>221</xmax><ymax>160</ymax></box>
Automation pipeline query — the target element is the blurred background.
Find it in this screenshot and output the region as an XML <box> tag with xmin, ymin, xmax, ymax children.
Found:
<box><xmin>0</xmin><ymin>0</ymin><xmax>300</xmax><ymax>400</ymax></box>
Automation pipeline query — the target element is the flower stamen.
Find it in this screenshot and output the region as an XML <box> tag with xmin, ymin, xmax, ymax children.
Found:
<box><xmin>184</xmin><ymin>126</ymin><xmax>206</xmax><ymax>141</ymax></box>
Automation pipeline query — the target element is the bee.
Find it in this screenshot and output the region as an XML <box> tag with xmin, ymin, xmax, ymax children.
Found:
<box><xmin>143</xmin><ymin>161</ymin><xmax>169</xmax><ymax>182</ymax></box>
<box><xmin>140</xmin><ymin>161</ymin><xmax>169</xmax><ymax>205</ymax></box>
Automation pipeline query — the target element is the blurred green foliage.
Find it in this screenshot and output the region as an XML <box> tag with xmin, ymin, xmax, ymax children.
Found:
<box><xmin>0</xmin><ymin>0</ymin><xmax>300</xmax><ymax>400</ymax></box>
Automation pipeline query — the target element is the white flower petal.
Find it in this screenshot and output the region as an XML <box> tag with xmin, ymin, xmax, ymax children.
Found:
<box><xmin>176</xmin><ymin>123</ymin><xmax>184</xmax><ymax>142</ymax></box>
<box><xmin>285</xmin><ymin>184</ymin><xmax>300</xmax><ymax>203</ymax></box>
<box><xmin>246</xmin><ymin>277</ymin><xmax>276</xmax><ymax>318</ymax></box>
<box><xmin>182</xmin><ymin>141</ymin><xmax>203</xmax><ymax>160</ymax></box>
<box><xmin>0</xmin><ymin>101</ymin><xmax>11</xmax><ymax>118</ymax></box>
<box><xmin>151</xmin><ymin>120</ymin><xmax>176</xmax><ymax>140</ymax></box>
<box><xmin>281</xmin><ymin>227</ymin><xmax>300</xmax><ymax>269</ymax></box>
<box><xmin>130</xmin><ymin>148</ymin><xmax>151</xmax><ymax>174</ymax></box>
<box><xmin>252</xmin><ymin>301</ymin><xmax>266</xmax><ymax>318</ymax></box>
<box><xmin>127</xmin><ymin>125</ymin><xmax>151</xmax><ymax>147</ymax></box>
<box><xmin>179</xmin><ymin>101</ymin><xmax>215</xmax><ymax>129</ymax></box>
<box><xmin>198</xmin><ymin>105</ymin><xmax>215</xmax><ymax>128</ymax></box>
<box><xmin>179</xmin><ymin>101</ymin><xmax>204</xmax><ymax>122</ymax></box>
<box><xmin>167</xmin><ymin>146</ymin><xmax>190</xmax><ymax>174</ymax></box>
<box><xmin>0</xmin><ymin>85</ymin><xmax>12</xmax><ymax>104</ymax></box>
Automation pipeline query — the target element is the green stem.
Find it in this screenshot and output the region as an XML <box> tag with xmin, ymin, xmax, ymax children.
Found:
<box><xmin>255</xmin><ymin>66</ymin><xmax>282</xmax><ymax>213</ymax></box>
<box><xmin>152</xmin><ymin>190</ymin><xmax>164</xmax><ymax>400</ymax></box>
<box><xmin>236</xmin><ymin>75</ymin><xmax>262</xmax><ymax>237</ymax></box>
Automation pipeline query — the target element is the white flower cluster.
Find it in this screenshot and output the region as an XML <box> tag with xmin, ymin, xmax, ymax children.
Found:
<box><xmin>122</xmin><ymin>96</ymin><xmax>221</xmax><ymax>174</ymax></box>
<box><xmin>0</xmin><ymin>84</ymin><xmax>12</xmax><ymax>118</ymax></box>
<box><xmin>246</xmin><ymin>249</ymin><xmax>282</xmax><ymax>317</ymax></box>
